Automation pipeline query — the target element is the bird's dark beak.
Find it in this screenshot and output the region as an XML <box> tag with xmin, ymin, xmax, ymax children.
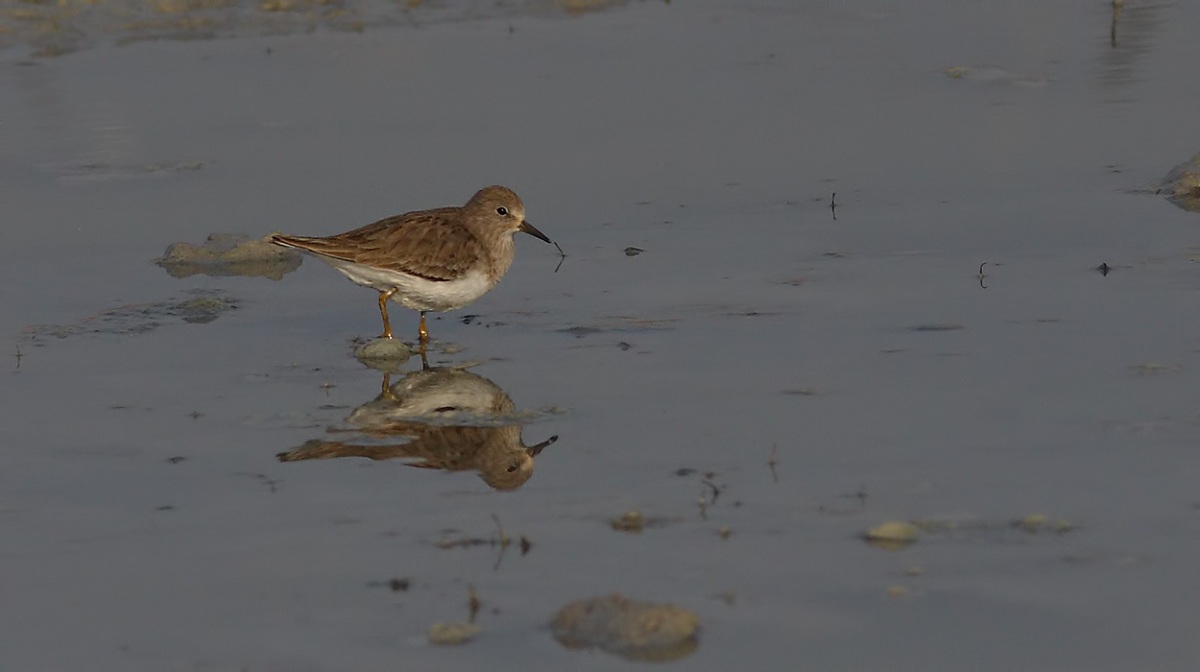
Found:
<box><xmin>519</xmin><ymin>221</ymin><xmax>552</xmax><ymax>244</ymax></box>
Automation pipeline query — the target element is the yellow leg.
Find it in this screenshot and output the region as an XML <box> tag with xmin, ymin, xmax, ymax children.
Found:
<box><xmin>418</xmin><ymin>311</ymin><xmax>429</xmax><ymax>343</ymax></box>
<box><xmin>377</xmin><ymin>288</ymin><xmax>398</xmax><ymax>339</ymax></box>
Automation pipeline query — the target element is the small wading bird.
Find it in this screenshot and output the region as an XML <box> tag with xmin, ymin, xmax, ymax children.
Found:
<box><xmin>271</xmin><ymin>185</ymin><xmax>552</xmax><ymax>343</ymax></box>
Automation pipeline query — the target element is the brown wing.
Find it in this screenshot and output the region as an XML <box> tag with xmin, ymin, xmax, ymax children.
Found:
<box><xmin>272</xmin><ymin>207</ymin><xmax>486</xmax><ymax>281</ymax></box>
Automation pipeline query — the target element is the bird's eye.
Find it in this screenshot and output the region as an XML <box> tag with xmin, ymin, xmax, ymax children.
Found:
<box><xmin>496</xmin><ymin>206</ymin><xmax>509</xmax><ymax>216</ymax></box>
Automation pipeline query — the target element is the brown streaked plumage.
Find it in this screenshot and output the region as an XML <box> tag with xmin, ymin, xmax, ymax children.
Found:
<box><xmin>271</xmin><ymin>185</ymin><xmax>552</xmax><ymax>342</ymax></box>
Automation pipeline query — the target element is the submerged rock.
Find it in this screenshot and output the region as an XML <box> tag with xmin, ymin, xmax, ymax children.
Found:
<box><xmin>944</xmin><ymin>65</ymin><xmax>1050</xmax><ymax>88</ymax></box>
<box><xmin>21</xmin><ymin>290</ymin><xmax>238</xmax><ymax>343</ymax></box>
<box><xmin>1158</xmin><ymin>152</ymin><xmax>1200</xmax><ymax>212</ymax></box>
<box><xmin>156</xmin><ymin>233</ymin><xmax>301</xmax><ymax>280</ymax></box>
<box><xmin>354</xmin><ymin>338</ymin><xmax>413</xmax><ymax>370</ymax></box>
<box><xmin>551</xmin><ymin>593</ymin><xmax>699</xmax><ymax>662</ymax></box>
<box><xmin>174</xmin><ymin>295</ymin><xmax>237</xmax><ymax>324</ymax></box>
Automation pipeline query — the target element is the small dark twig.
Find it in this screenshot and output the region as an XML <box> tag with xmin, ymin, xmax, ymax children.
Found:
<box><xmin>491</xmin><ymin>513</ymin><xmax>511</xmax><ymax>549</ymax></box>
<box><xmin>467</xmin><ymin>585</ymin><xmax>482</xmax><ymax>623</ymax></box>
<box><xmin>552</xmin><ymin>241</ymin><xmax>566</xmax><ymax>273</ymax></box>
<box><xmin>491</xmin><ymin>513</ymin><xmax>511</xmax><ymax>571</ymax></box>
<box><xmin>701</xmin><ymin>478</ymin><xmax>723</xmax><ymax>506</ymax></box>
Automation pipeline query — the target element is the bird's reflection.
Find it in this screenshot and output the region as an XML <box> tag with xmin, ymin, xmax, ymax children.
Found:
<box><xmin>278</xmin><ymin>366</ymin><xmax>557</xmax><ymax>490</ymax></box>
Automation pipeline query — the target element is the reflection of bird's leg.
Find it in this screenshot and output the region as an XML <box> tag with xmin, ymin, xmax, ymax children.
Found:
<box><xmin>418</xmin><ymin>310</ymin><xmax>429</xmax><ymax>343</ymax></box>
<box><xmin>379</xmin><ymin>372</ymin><xmax>397</xmax><ymax>400</ymax></box>
<box><xmin>377</xmin><ymin>288</ymin><xmax>398</xmax><ymax>339</ymax></box>
<box><xmin>419</xmin><ymin>340</ymin><xmax>430</xmax><ymax>370</ymax></box>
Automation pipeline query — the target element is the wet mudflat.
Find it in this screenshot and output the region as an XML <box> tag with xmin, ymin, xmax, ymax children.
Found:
<box><xmin>3</xmin><ymin>1</ymin><xmax>1200</xmax><ymax>669</ymax></box>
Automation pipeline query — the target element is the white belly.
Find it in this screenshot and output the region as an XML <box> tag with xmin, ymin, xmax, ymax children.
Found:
<box><xmin>319</xmin><ymin>257</ymin><xmax>496</xmax><ymax>312</ymax></box>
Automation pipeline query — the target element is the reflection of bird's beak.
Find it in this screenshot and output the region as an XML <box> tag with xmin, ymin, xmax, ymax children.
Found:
<box><xmin>519</xmin><ymin>221</ymin><xmax>552</xmax><ymax>244</ymax></box>
<box><xmin>527</xmin><ymin>434</ymin><xmax>558</xmax><ymax>457</ymax></box>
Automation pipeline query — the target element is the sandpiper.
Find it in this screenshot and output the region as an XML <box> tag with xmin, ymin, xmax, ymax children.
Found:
<box><xmin>272</xmin><ymin>185</ymin><xmax>551</xmax><ymax>342</ymax></box>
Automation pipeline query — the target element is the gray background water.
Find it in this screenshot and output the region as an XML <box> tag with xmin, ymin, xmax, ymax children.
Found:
<box><xmin>2</xmin><ymin>1</ymin><xmax>1199</xmax><ymax>669</ymax></box>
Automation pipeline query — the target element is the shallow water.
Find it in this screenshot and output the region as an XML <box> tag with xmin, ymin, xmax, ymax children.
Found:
<box><xmin>3</xmin><ymin>1</ymin><xmax>1200</xmax><ymax>669</ymax></box>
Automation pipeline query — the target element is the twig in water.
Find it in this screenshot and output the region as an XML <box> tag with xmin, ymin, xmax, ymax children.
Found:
<box><xmin>553</xmin><ymin>241</ymin><xmax>567</xmax><ymax>273</ymax></box>
<box><xmin>491</xmin><ymin>513</ymin><xmax>510</xmax><ymax>549</ymax></box>
<box><xmin>467</xmin><ymin>584</ymin><xmax>482</xmax><ymax>623</ymax></box>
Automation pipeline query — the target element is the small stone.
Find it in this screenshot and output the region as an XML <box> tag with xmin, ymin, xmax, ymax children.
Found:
<box><xmin>428</xmin><ymin>622</ymin><xmax>479</xmax><ymax>646</ymax></box>
<box><xmin>865</xmin><ymin>521</ymin><xmax>920</xmax><ymax>546</ymax></box>
<box><xmin>1018</xmin><ymin>513</ymin><xmax>1048</xmax><ymax>532</ymax></box>
<box><xmin>354</xmin><ymin>338</ymin><xmax>412</xmax><ymax>369</ymax></box>
<box><xmin>610</xmin><ymin>510</ymin><xmax>645</xmax><ymax>533</ymax></box>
